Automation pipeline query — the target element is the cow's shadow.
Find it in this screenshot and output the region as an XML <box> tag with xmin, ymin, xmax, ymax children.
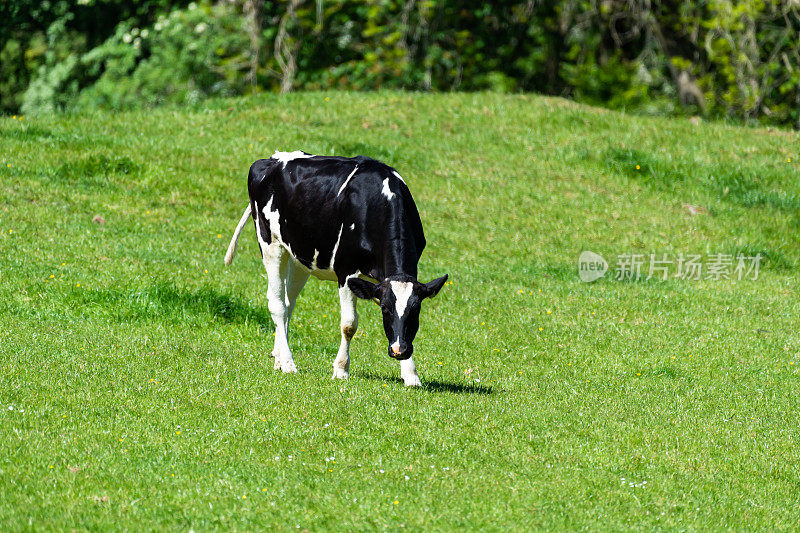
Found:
<box><xmin>76</xmin><ymin>282</ymin><xmax>271</xmax><ymax>326</ymax></box>
<box><xmin>357</xmin><ymin>370</ymin><xmax>494</xmax><ymax>395</ymax></box>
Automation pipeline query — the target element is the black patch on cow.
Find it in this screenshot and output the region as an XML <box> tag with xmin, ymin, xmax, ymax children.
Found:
<box><xmin>248</xmin><ymin>153</ymin><xmax>426</xmax><ymax>284</ymax></box>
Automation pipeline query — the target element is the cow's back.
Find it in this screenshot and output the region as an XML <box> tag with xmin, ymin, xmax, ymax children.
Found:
<box><xmin>247</xmin><ymin>153</ymin><xmax>425</xmax><ymax>282</ymax></box>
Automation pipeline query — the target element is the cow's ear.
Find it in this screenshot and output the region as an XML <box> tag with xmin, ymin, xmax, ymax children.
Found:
<box><xmin>421</xmin><ymin>274</ymin><xmax>448</xmax><ymax>299</ymax></box>
<box><xmin>348</xmin><ymin>278</ymin><xmax>380</xmax><ymax>300</ymax></box>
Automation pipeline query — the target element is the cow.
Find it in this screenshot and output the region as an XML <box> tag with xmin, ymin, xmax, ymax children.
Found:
<box><xmin>224</xmin><ymin>150</ymin><xmax>448</xmax><ymax>387</ymax></box>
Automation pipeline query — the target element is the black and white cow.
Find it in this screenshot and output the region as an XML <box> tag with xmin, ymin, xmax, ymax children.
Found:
<box><xmin>224</xmin><ymin>150</ymin><xmax>447</xmax><ymax>386</ymax></box>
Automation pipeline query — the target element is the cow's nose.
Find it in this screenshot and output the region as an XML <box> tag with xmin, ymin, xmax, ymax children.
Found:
<box><xmin>390</xmin><ymin>339</ymin><xmax>406</xmax><ymax>355</ymax></box>
<box><xmin>389</xmin><ymin>343</ymin><xmax>412</xmax><ymax>360</ymax></box>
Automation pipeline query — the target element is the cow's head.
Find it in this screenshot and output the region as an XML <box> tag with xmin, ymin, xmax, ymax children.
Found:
<box><xmin>348</xmin><ymin>274</ymin><xmax>448</xmax><ymax>360</ymax></box>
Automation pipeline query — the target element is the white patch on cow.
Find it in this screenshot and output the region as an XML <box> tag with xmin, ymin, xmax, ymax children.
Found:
<box><xmin>329</xmin><ymin>223</ymin><xmax>344</xmax><ymax>269</ymax></box>
<box><xmin>262</xmin><ymin>197</ymin><xmax>281</xmax><ymax>239</ymax></box>
<box><xmin>349</xmin><ymin>223</ymin><xmax>355</xmax><ymax>230</ymax></box>
<box><xmin>254</xmin><ymin>200</ymin><xmax>281</xmax><ymax>255</ymax></box>
<box><xmin>262</xmin><ymin>197</ymin><xmax>293</xmax><ymax>256</ymax></box>
<box><xmin>253</xmin><ymin>202</ymin><xmax>266</xmax><ymax>247</ymax></box>
<box><xmin>271</xmin><ymin>150</ymin><xmax>313</xmax><ymax>168</ymax></box>
<box><xmin>382</xmin><ymin>178</ymin><xmax>396</xmax><ymax>200</ymax></box>
<box><xmin>390</xmin><ymin>281</ymin><xmax>414</xmax><ymax>318</ymax></box>
<box><xmin>337</xmin><ymin>166</ymin><xmax>359</xmax><ymax>196</ymax></box>
<box><xmin>392</xmin><ymin>170</ymin><xmax>406</xmax><ymax>184</ymax></box>
<box><xmin>311</xmin><ymin>249</ymin><xmax>319</xmax><ymax>270</ymax></box>
<box><xmin>391</xmin><ymin>337</ymin><xmax>401</xmax><ymax>352</ymax></box>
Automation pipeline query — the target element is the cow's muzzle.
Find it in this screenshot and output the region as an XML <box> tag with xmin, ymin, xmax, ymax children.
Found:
<box><xmin>389</xmin><ymin>344</ymin><xmax>413</xmax><ymax>360</ymax></box>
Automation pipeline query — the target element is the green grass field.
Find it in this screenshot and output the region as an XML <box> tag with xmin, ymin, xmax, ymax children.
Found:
<box><xmin>1</xmin><ymin>92</ymin><xmax>799</xmax><ymax>531</ymax></box>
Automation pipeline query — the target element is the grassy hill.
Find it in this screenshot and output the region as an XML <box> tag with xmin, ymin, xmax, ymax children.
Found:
<box><xmin>1</xmin><ymin>92</ymin><xmax>799</xmax><ymax>530</ymax></box>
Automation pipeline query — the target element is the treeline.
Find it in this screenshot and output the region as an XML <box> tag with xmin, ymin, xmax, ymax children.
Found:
<box><xmin>2</xmin><ymin>1</ymin><xmax>799</xmax><ymax>127</ymax></box>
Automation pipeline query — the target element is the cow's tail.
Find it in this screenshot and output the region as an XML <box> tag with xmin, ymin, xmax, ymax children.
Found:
<box><xmin>224</xmin><ymin>204</ymin><xmax>252</xmax><ymax>266</ymax></box>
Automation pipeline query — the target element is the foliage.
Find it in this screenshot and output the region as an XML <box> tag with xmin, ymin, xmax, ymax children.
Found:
<box><xmin>1</xmin><ymin>1</ymin><xmax>799</xmax><ymax>126</ymax></box>
<box><xmin>697</xmin><ymin>0</ymin><xmax>800</xmax><ymax>125</ymax></box>
<box><xmin>76</xmin><ymin>2</ymin><xmax>250</xmax><ymax>109</ymax></box>
<box><xmin>20</xmin><ymin>17</ymin><xmax>88</xmax><ymax>115</ymax></box>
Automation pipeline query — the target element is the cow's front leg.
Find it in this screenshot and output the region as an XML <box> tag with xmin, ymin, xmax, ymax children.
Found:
<box><xmin>332</xmin><ymin>283</ymin><xmax>358</xmax><ymax>380</ymax></box>
<box><xmin>263</xmin><ymin>243</ymin><xmax>297</xmax><ymax>373</ymax></box>
<box><xmin>400</xmin><ymin>357</ymin><xmax>421</xmax><ymax>387</ymax></box>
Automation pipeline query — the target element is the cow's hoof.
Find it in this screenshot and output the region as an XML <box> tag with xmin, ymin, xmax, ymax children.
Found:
<box><xmin>281</xmin><ymin>360</ymin><xmax>298</xmax><ymax>373</ymax></box>
<box><xmin>403</xmin><ymin>375</ymin><xmax>422</xmax><ymax>387</ymax></box>
<box><xmin>331</xmin><ymin>367</ymin><xmax>349</xmax><ymax>380</ymax></box>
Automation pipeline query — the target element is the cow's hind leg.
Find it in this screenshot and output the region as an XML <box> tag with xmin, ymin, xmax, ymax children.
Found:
<box><xmin>332</xmin><ymin>283</ymin><xmax>358</xmax><ymax>380</ymax></box>
<box><xmin>284</xmin><ymin>258</ymin><xmax>309</xmax><ymax>340</ymax></box>
<box><xmin>263</xmin><ymin>243</ymin><xmax>297</xmax><ymax>373</ymax></box>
